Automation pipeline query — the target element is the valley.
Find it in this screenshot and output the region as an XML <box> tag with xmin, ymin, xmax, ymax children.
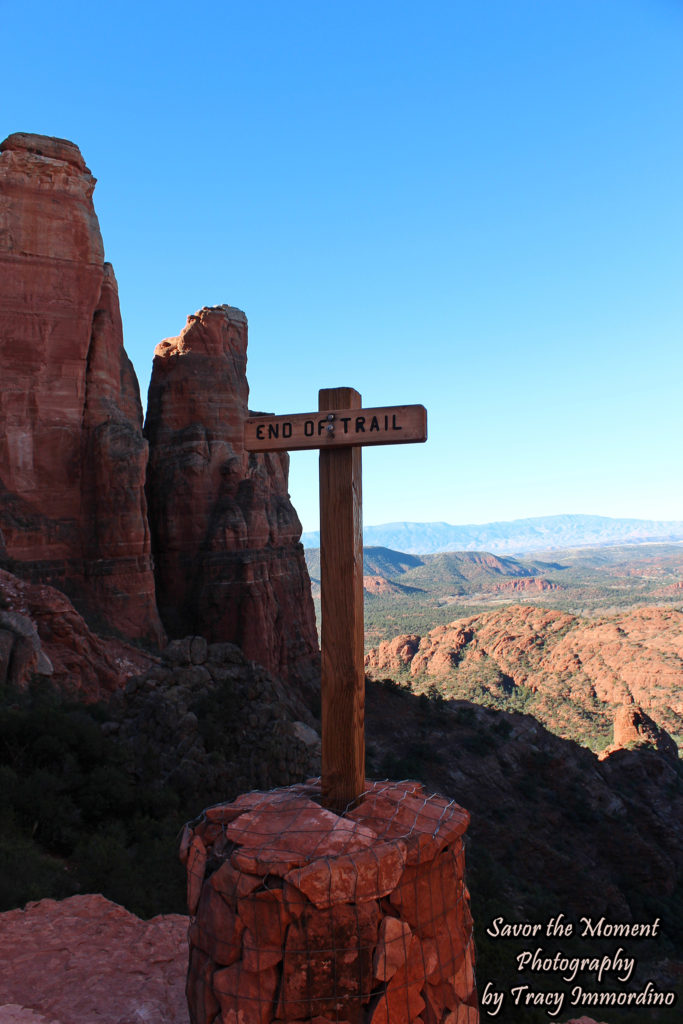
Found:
<box><xmin>306</xmin><ymin>541</ymin><xmax>683</xmax><ymax>642</ymax></box>
<box><xmin>307</xmin><ymin>542</ymin><xmax>683</xmax><ymax>754</ymax></box>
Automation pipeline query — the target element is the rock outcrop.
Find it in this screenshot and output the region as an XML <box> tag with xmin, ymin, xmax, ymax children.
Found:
<box><xmin>365</xmin><ymin>680</ymin><xmax>683</xmax><ymax>1016</ymax></box>
<box><xmin>0</xmin><ymin>133</ymin><xmax>319</xmax><ymax>692</ymax></box>
<box><xmin>365</xmin><ymin>605</ymin><xmax>683</xmax><ymax>747</ymax></box>
<box><xmin>490</xmin><ymin>575</ymin><xmax>561</xmax><ymax>593</ymax></box>
<box><xmin>113</xmin><ymin>636</ymin><xmax>320</xmax><ymax>804</ymax></box>
<box><xmin>599</xmin><ymin>704</ymin><xmax>679</xmax><ymax>762</ymax></box>
<box><xmin>0</xmin><ymin>133</ymin><xmax>163</xmax><ymax>645</ymax></box>
<box><xmin>0</xmin><ymin>568</ymin><xmax>154</xmax><ymax>699</ymax></box>
<box><xmin>144</xmin><ymin>306</ymin><xmax>319</xmax><ymax>687</ymax></box>
<box><xmin>363</xmin><ymin>574</ymin><xmax>410</xmax><ymax>595</ymax></box>
<box><xmin>0</xmin><ymin>895</ymin><xmax>188</xmax><ymax>1024</ymax></box>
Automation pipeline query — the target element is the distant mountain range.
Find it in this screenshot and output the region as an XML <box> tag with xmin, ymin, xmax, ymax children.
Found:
<box><xmin>301</xmin><ymin>514</ymin><xmax>683</xmax><ymax>555</ymax></box>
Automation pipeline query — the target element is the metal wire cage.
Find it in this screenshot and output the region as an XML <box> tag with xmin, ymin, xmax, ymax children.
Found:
<box><xmin>181</xmin><ymin>778</ymin><xmax>477</xmax><ymax>1024</ymax></box>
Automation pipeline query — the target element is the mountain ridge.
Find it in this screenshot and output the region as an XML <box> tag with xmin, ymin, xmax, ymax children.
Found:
<box><xmin>302</xmin><ymin>514</ymin><xmax>683</xmax><ymax>555</ymax></box>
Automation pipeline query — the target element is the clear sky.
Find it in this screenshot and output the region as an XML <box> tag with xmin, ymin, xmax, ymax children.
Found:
<box><xmin>4</xmin><ymin>0</ymin><xmax>682</xmax><ymax>532</ymax></box>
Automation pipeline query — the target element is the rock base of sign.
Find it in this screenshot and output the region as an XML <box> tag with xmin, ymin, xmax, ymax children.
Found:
<box><xmin>181</xmin><ymin>779</ymin><xmax>478</xmax><ymax>1024</ymax></box>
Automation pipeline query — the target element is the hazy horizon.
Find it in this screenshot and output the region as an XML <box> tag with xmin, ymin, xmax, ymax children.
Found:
<box><xmin>300</xmin><ymin>513</ymin><xmax>683</xmax><ymax>555</ymax></box>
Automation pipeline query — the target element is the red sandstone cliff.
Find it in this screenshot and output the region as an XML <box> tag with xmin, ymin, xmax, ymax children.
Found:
<box><xmin>0</xmin><ymin>133</ymin><xmax>163</xmax><ymax>645</ymax></box>
<box><xmin>0</xmin><ymin>133</ymin><xmax>319</xmax><ymax>688</ymax></box>
<box><xmin>144</xmin><ymin>306</ymin><xmax>319</xmax><ymax>686</ymax></box>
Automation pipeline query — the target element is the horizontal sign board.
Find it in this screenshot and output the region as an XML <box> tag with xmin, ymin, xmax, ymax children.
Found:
<box><xmin>245</xmin><ymin>404</ymin><xmax>427</xmax><ymax>452</ymax></box>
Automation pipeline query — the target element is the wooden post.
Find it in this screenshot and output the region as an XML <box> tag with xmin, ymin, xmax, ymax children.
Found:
<box><xmin>318</xmin><ymin>387</ymin><xmax>365</xmax><ymax>813</ymax></box>
<box><xmin>244</xmin><ymin>394</ymin><xmax>426</xmax><ymax>814</ymax></box>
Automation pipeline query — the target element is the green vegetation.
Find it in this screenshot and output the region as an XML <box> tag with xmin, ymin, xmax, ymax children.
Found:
<box><xmin>351</xmin><ymin>543</ymin><xmax>683</xmax><ymax>755</ymax></box>
<box><xmin>0</xmin><ymin>678</ymin><xmax>187</xmax><ymax>917</ymax></box>
<box><xmin>377</xmin><ymin>657</ymin><xmax>614</xmax><ymax>754</ymax></box>
<box><xmin>1</xmin><ymin>665</ymin><xmax>679</xmax><ymax>1024</ymax></box>
<box><xmin>308</xmin><ymin>543</ymin><xmax>683</xmax><ymax>659</ymax></box>
<box><xmin>364</xmin><ymin>600</ymin><xmax>490</xmax><ymax>649</ymax></box>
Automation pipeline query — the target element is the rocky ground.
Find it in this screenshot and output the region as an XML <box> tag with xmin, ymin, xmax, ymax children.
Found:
<box><xmin>0</xmin><ymin>569</ymin><xmax>154</xmax><ymax>700</ymax></box>
<box><xmin>0</xmin><ymin>895</ymin><xmax>188</xmax><ymax>1024</ymax></box>
<box><xmin>1</xmin><ymin>630</ymin><xmax>680</xmax><ymax>1021</ymax></box>
<box><xmin>0</xmin><ymin>894</ymin><xmax>610</xmax><ymax>1024</ymax></box>
<box><xmin>111</xmin><ymin>635</ymin><xmax>321</xmax><ymax>806</ymax></box>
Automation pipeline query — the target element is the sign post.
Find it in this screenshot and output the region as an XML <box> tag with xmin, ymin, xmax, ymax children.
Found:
<box><xmin>245</xmin><ymin>390</ymin><xmax>427</xmax><ymax>813</ymax></box>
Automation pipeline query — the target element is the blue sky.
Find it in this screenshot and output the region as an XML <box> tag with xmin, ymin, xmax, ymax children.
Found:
<box><xmin>4</xmin><ymin>0</ymin><xmax>682</xmax><ymax>531</ymax></box>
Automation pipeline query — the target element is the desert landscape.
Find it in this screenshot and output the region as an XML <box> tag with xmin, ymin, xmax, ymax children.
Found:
<box><xmin>0</xmin><ymin>130</ymin><xmax>681</xmax><ymax>1023</ymax></box>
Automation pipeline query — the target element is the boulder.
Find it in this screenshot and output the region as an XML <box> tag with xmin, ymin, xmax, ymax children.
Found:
<box><xmin>600</xmin><ymin>704</ymin><xmax>679</xmax><ymax>762</ymax></box>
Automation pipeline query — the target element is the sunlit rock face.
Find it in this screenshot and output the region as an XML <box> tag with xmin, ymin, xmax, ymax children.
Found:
<box><xmin>144</xmin><ymin>305</ymin><xmax>319</xmax><ymax>688</ymax></box>
<box><xmin>0</xmin><ymin>132</ymin><xmax>163</xmax><ymax>645</ymax></box>
<box><xmin>0</xmin><ymin>133</ymin><xmax>318</xmax><ymax>687</ymax></box>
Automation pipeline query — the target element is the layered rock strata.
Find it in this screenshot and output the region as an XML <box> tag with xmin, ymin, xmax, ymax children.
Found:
<box><xmin>0</xmin><ymin>132</ymin><xmax>317</xmax><ymax>685</ymax></box>
<box><xmin>181</xmin><ymin>779</ymin><xmax>476</xmax><ymax>1024</ymax></box>
<box><xmin>0</xmin><ymin>132</ymin><xmax>163</xmax><ymax>644</ymax></box>
<box><xmin>144</xmin><ymin>306</ymin><xmax>319</xmax><ymax>686</ymax></box>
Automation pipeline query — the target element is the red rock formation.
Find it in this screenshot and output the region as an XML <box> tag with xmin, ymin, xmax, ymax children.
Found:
<box><xmin>600</xmin><ymin>704</ymin><xmax>679</xmax><ymax>762</ymax></box>
<box><xmin>0</xmin><ymin>568</ymin><xmax>154</xmax><ymax>700</ymax></box>
<box><xmin>653</xmin><ymin>580</ymin><xmax>683</xmax><ymax>597</ymax></box>
<box><xmin>368</xmin><ymin>634</ymin><xmax>422</xmax><ymax>674</ymax></box>
<box><xmin>144</xmin><ymin>306</ymin><xmax>319</xmax><ymax>686</ymax></box>
<box><xmin>0</xmin><ymin>132</ymin><xmax>163</xmax><ymax>645</ymax></box>
<box><xmin>491</xmin><ymin>576</ymin><xmax>561</xmax><ymax>593</ymax></box>
<box><xmin>363</xmin><ymin>574</ymin><xmax>407</xmax><ymax>595</ymax></box>
<box><xmin>365</xmin><ymin>605</ymin><xmax>683</xmax><ymax>743</ymax></box>
<box><xmin>0</xmin><ymin>895</ymin><xmax>188</xmax><ymax>1024</ymax></box>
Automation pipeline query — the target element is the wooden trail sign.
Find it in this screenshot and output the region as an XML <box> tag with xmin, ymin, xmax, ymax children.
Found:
<box><xmin>245</xmin><ymin>388</ymin><xmax>427</xmax><ymax>813</ymax></box>
<box><xmin>245</xmin><ymin>404</ymin><xmax>427</xmax><ymax>452</ymax></box>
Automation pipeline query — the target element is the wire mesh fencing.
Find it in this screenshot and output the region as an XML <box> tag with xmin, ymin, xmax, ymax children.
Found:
<box><xmin>180</xmin><ymin>778</ymin><xmax>478</xmax><ymax>1024</ymax></box>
